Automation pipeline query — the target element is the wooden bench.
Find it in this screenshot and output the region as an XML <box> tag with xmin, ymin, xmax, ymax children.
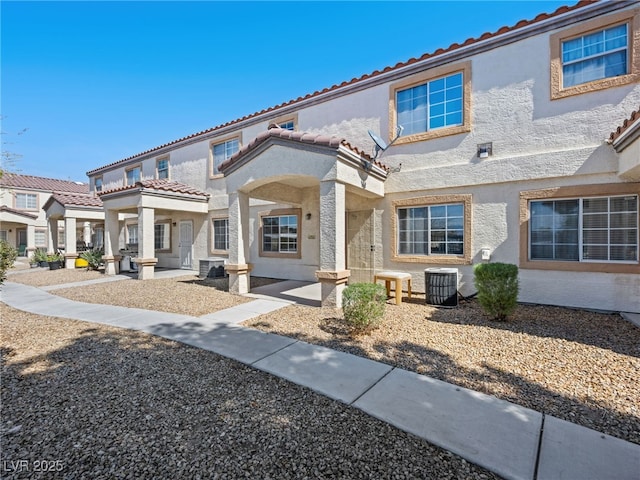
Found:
<box><xmin>373</xmin><ymin>271</ymin><xmax>412</xmax><ymax>305</ymax></box>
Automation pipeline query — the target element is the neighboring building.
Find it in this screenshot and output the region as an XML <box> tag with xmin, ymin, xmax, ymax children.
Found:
<box><xmin>82</xmin><ymin>1</ymin><xmax>638</xmax><ymax>312</ymax></box>
<box><xmin>0</xmin><ymin>174</ymin><xmax>102</xmax><ymax>262</ymax></box>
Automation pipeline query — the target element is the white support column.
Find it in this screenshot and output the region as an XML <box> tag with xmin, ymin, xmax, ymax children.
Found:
<box><xmin>26</xmin><ymin>224</ymin><xmax>36</xmax><ymax>258</ymax></box>
<box><xmin>103</xmin><ymin>209</ymin><xmax>121</xmax><ymax>275</ymax></box>
<box><xmin>315</xmin><ymin>180</ymin><xmax>350</xmax><ymax>308</ymax></box>
<box><xmin>83</xmin><ymin>222</ymin><xmax>92</xmax><ymax>246</ymax></box>
<box><xmin>47</xmin><ymin>218</ymin><xmax>57</xmax><ymax>254</ymax></box>
<box><xmin>226</xmin><ymin>191</ymin><xmax>251</xmax><ymax>294</ymax></box>
<box><xmin>64</xmin><ymin>217</ymin><xmax>78</xmax><ymax>269</ymax></box>
<box><xmin>135</xmin><ymin>206</ymin><xmax>157</xmax><ymax>280</ymax></box>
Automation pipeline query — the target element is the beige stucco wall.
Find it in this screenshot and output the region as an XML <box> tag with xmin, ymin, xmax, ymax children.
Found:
<box><xmin>87</xmin><ymin>4</ymin><xmax>640</xmax><ymax>311</ymax></box>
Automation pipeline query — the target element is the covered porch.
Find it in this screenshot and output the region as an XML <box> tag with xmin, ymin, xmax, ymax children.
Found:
<box><xmin>219</xmin><ymin>127</ymin><xmax>388</xmax><ymax>308</ymax></box>
<box><xmin>0</xmin><ymin>206</ymin><xmax>38</xmax><ymax>256</ymax></box>
<box><xmin>98</xmin><ymin>180</ymin><xmax>210</xmax><ymax>279</ymax></box>
<box><xmin>43</xmin><ymin>193</ymin><xmax>105</xmax><ymax>268</ymax></box>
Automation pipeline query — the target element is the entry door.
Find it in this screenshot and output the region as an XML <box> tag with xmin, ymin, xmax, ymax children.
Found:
<box><xmin>17</xmin><ymin>229</ymin><xmax>27</xmax><ymax>255</ymax></box>
<box><xmin>179</xmin><ymin>220</ymin><xmax>193</xmax><ymax>269</ymax></box>
<box><xmin>346</xmin><ymin>209</ymin><xmax>375</xmax><ymax>284</ymax></box>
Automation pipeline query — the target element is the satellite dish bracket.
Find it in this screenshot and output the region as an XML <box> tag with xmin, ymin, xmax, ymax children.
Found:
<box><xmin>367</xmin><ymin>125</ymin><xmax>404</xmax><ymax>159</ymax></box>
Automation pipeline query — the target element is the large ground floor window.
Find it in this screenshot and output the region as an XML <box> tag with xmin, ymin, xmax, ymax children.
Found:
<box><xmin>530</xmin><ymin>195</ymin><xmax>637</xmax><ymax>262</ymax></box>
<box><xmin>520</xmin><ymin>184</ymin><xmax>639</xmax><ymax>273</ymax></box>
<box><xmin>392</xmin><ymin>194</ymin><xmax>472</xmax><ymax>265</ymax></box>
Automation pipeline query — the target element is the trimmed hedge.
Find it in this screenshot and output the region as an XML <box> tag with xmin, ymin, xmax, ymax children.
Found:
<box><xmin>473</xmin><ymin>262</ymin><xmax>519</xmax><ymax>321</ymax></box>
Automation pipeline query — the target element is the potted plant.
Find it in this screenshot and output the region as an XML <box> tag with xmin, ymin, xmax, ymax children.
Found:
<box><xmin>47</xmin><ymin>252</ymin><xmax>64</xmax><ymax>270</ymax></box>
<box><xmin>79</xmin><ymin>248</ymin><xmax>103</xmax><ymax>271</ymax></box>
<box><xmin>33</xmin><ymin>248</ymin><xmax>48</xmax><ymax>267</ymax></box>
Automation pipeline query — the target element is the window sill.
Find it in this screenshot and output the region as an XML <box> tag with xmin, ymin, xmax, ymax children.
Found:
<box><xmin>391</xmin><ymin>254</ymin><xmax>471</xmax><ymax>265</ymax></box>
<box><xmin>520</xmin><ymin>259</ymin><xmax>639</xmax><ymax>274</ymax></box>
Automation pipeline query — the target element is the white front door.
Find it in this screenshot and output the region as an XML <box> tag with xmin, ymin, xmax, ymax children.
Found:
<box><xmin>179</xmin><ymin>220</ymin><xmax>193</xmax><ymax>269</ymax></box>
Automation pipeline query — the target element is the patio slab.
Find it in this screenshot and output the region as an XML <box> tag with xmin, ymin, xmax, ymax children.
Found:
<box><xmin>353</xmin><ymin>368</ymin><xmax>542</xmax><ymax>480</ymax></box>
<box><xmin>537</xmin><ymin>415</ymin><xmax>640</xmax><ymax>480</ymax></box>
<box><xmin>253</xmin><ymin>340</ymin><xmax>394</xmax><ymax>404</ymax></box>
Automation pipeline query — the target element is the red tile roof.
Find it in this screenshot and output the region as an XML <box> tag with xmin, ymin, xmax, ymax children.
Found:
<box><xmin>219</xmin><ymin>127</ymin><xmax>387</xmax><ymax>173</ymax></box>
<box><xmin>609</xmin><ymin>106</ymin><xmax>640</xmax><ymax>143</ymax></box>
<box><xmin>0</xmin><ymin>173</ymin><xmax>89</xmax><ymax>194</ymax></box>
<box><xmin>0</xmin><ymin>205</ymin><xmax>38</xmax><ymax>220</ymax></box>
<box><xmin>87</xmin><ymin>0</ymin><xmax>594</xmax><ymax>175</ymax></box>
<box><xmin>98</xmin><ymin>179</ymin><xmax>210</xmax><ymax>198</ymax></box>
<box><xmin>49</xmin><ymin>192</ymin><xmax>103</xmax><ymax>208</ymax></box>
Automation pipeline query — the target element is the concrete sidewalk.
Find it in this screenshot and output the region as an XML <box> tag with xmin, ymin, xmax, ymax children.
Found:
<box><xmin>2</xmin><ymin>280</ymin><xmax>638</xmax><ymax>480</ymax></box>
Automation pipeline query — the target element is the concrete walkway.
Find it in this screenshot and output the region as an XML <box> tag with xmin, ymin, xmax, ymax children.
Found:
<box><xmin>1</xmin><ymin>280</ymin><xmax>638</xmax><ymax>480</ymax></box>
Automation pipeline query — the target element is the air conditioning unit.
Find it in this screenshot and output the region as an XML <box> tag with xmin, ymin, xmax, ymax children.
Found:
<box><xmin>199</xmin><ymin>258</ymin><xmax>226</xmax><ymax>279</ymax></box>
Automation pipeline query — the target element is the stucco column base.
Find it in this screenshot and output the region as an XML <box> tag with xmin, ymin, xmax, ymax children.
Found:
<box><xmin>315</xmin><ymin>269</ymin><xmax>350</xmax><ymax>308</ymax></box>
<box><xmin>103</xmin><ymin>255</ymin><xmax>122</xmax><ymax>275</ymax></box>
<box><xmin>134</xmin><ymin>257</ymin><xmax>158</xmax><ymax>280</ymax></box>
<box><xmin>64</xmin><ymin>252</ymin><xmax>79</xmax><ymax>269</ymax></box>
<box><xmin>226</xmin><ymin>263</ymin><xmax>252</xmax><ymax>295</ymax></box>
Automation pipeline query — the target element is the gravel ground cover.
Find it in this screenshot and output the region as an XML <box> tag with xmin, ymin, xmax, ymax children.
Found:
<box><xmin>10</xmin><ymin>267</ymin><xmax>277</xmax><ymax>317</ymax></box>
<box><xmin>9</xmin><ymin>267</ymin><xmax>105</xmax><ymax>287</ymax></box>
<box><xmin>245</xmin><ymin>297</ymin><xmax>640</xmax><ymax>445</ymax></box>
<box><xmin>1</xmin><ymin>304</ymin><xmax>499</xmax><ymax>479</ymax></box>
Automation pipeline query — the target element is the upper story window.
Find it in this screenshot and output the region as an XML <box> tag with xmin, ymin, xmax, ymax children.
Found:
<box><xmin>126</xmin><ymin>166</ymin><xmax>141</xmax><ymax>186</ymax></box>
<box><xmin>550</xmin><ymin>10</ymin><xmax>639</xmax><ymax>100</ymax></box>
<box><xmin>212</xmin><ymin>218</ymin><xmax>229</xmax><ymax>252</ymax></box>
<box><xmin>157</xmin><ymin>158</ymin><xmax>169</xmax><ymax>180</ymax></box>
<box><xmin>562</xmin><ymin>24</ymin><xmax>628</xmax><ymax>88</ymax></box>
<box><xmin>390</xmin><ymin>61</ymin><xmax>471</xmax><ymax>145</ymax></box>
<box><xmin>278</xmin><ymin>120</ymin><xmax>295</xmax><ymax>131</ymax></box>
<box><xmin>15</xmin><ymin>193</ymin><xmax>37</xmax><ymax>209</ymax></box>
<box><xmin>211</xmin><ymin>138</ymin><xmax>239</xmax><ymax>176</ymax></box>
<box><xmin>397</xmin><ymin>72</ymin><xmax>463</xmax><ymax>135</ymax></box>
<box><xmin>95</xmin><ymin>177</ymin><xmax>103</xmax><ymax>193</ymax></box>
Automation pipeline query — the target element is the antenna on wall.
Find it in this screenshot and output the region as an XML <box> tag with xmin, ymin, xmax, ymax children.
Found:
<box><xmin>367</xmin><ymin>124</ymin><xmax>404</xmax><ymax>159</ymax></box>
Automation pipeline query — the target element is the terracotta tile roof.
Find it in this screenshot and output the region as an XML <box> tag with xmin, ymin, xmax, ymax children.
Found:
<box><xmin>87</xmin><ymin>1</ymin><xmax>594</xmax><ymax>175</ymax></box>
<box><xmin>609</xmin><ymin>106</ymin><xmax>640</xmax><ymax>143</ymax></box>
<box><xmin>49</xmin><ymin>192</ymin><xmax>103</xmax><ymax>208</ymax></box>
<box><xmin>98</xmin><ymin>179</ymin><xmax>210</xmax><ymax>198</ymax></box>
<box><xmin>0</xmin><ymin>173</ymin><xmax>89</xmax><ymax>194</ymax></box>
<box><xmin>219</xmin><ymin>127</ymin><xmax>387</xmax><ymax>173</ymax></box>
<box><xmin>0</xmin><ymin>205</ymin><xmax>38</xmax><ymax>220</ymax></box>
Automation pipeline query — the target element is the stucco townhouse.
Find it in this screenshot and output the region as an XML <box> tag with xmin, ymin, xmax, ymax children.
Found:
<box><xmin>0</xmin><ymin>174</ymin><xmax>103</xmax><ymax>258</ymax></box>
<box><xmin>47</xmin><ymin>0</ymin><xmax>639</xmax><ymax>312</ymax></box>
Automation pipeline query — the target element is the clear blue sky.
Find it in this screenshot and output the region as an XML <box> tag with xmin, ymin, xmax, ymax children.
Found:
<box><xmin>2</xmin><ymin>0</ymin><xmax>569</xmax><ymax>182</ymax></box>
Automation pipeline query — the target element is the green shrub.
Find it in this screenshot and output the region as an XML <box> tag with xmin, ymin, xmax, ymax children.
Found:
<box><xmin>47</xmin><ymin>252</ymin><xmax>64</xmax><ymax>263</ymax></box>
<box><xmin>473</xmin><ymin>262</ymin><xmax>519</xmax><ymax>321</ymax></box>
<box><xmin>342</xmin><ymin>282</ymin><xmax>387</xmax><ymax>333</ymax></box>
<box><xmin>79</xmin><ymin>249</ymin><xmax>103</xmax><ymax>270</ymax></box>
<box><xmin>32</xmin><ymin>248</ymin><xmax>48</xmax><ymax>263</ymax></box>
<box><xmin>0</xmin><ymin>240</ymin><xmax>18</xmax><ymax>285</ymax></box>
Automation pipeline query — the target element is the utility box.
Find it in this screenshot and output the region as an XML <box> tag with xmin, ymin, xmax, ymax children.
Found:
<box><xmin>425</xmin><ymin>268</ymin><xmax>459</xmax><ymax>307</ymax></box>
<box><xmin>199</xmin><ymin>258</ymin><xmax>226</xmax><ymax>279</ymax></box>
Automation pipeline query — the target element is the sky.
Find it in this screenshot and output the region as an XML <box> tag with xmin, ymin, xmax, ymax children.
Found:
<box><xmin>1</xmin><ymin>0</ymin><xmax>571</xmax><ymax>183</ymax></box>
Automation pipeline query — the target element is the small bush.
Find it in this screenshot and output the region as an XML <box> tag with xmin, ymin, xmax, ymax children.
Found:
<box><xmin>79</xmin><ymin>249</ymin><xmax>103</xmax><ymax>271</ymax></box>
<box><xmin>474</xmin><ymin>262</ymin><xmax>519</xmax><ymax>321</ymax></box>
<box><xmin>32</xmin><ymin>248</ymin><xmax>48</xmax><ymax>263</ymax></box>
<box><xmin>0</xmin><ymin>240</ymin><xmax>18</xmax><ymax>286</ymax></box>
<box><xmin>342</xmin><ymin>282</ymin><xmax>387</xmax><ymax>333</ymax></box>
